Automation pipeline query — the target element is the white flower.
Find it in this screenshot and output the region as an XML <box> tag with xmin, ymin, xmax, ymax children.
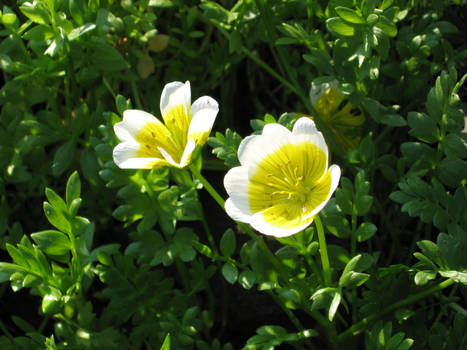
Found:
<box><xmin>113</xmin><ymin>81</ymin><xmax>218</xmax><ymax>169</ymax></box>
<box><xmin>224</xmin><ymin>117</ymin><xmax>341</xmax><ymax>237</ymax></box>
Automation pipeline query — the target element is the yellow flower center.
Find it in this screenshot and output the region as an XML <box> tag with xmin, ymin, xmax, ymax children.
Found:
<box><xmin>248</xmin><ymin>142</ymin><xmax>332</xmax><ymax>229</ymax></box>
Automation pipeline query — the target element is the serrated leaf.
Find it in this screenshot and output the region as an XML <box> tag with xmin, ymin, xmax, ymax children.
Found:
<box><xmin>207</xmin><ymin>129</ymin><xmax>242</xmax><ymax>167</ymax></box>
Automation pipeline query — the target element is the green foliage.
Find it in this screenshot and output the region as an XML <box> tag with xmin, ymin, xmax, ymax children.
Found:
<box><xmin>1</xmin><ymin>0</ymin><xmax>466</xmax><ymax>349</ymax></box>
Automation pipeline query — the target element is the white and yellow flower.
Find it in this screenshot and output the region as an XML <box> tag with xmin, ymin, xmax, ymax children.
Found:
<box><xmin>309</xmin><ymin>81</ymin><xmax>364</xmax><ymax>151</ymax></box>
<box><xmin>113</xmin><ymin>81</ymin><xmax>218</xmax><ymax>169</ymax></box>
<box><xmin>224</xmin><ymin>117</ymin><xmax>341</xmax><ymax>237</ymax></box>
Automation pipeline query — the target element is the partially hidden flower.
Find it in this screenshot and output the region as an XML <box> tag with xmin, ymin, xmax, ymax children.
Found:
<box><xmin>113</xmin><ymin>81</ymin><xmax>218</xmax><ymax>169</ymax></box>
<box><xmin>224</xmin><ymin>117</ymin><xmax>341</xmax><ymax>237</ymax></box>
<box><xmin>309</xmin><ymin>81</ymin><xmax>364</xmax><ymax>151</ymax></box>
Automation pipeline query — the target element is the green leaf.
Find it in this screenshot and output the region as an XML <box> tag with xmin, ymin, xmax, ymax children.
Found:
<box><xmin>375</xmin><ymin>16</ymin><xmax>397</xmax><ymax>37</ymax></box>
<box><xmin>417</xmin><ymin>240</ymin><xmax>445</xmax><ymax>268</ymax></box>
<box><xmin>42</xmin><ymin>292</ymin><xmax>62</xmax><ymax>314</ymax></box>
<box><xmin>191</xmin><ymin>241</ymin><xmax>215</xmax><ymax>259</ymax></box>
<box><xmin>355</xmin><ymin>195</ymin><xmax>373</xmax><ymax>216</ymax></box>
<box><xmin>68</xmin><ymin>0</ymin><xmax>86</xmax><ymax>26</ymax></box>
<box><xmin>220</xmin><ymin>228</ymin><xmax>236</xmax><ymax>258</ymax></box>
<box><xmin>328</xmin><ymin>290</ymin><xmax>342</xmax><ymax>321</ymax></box>
<box><xmin>414</xmin><ymin>270</ymin><xmax>437</xmax><ymax>285</ymax></box>
<box><xmin>207</xmin><ymin>129</ymin><xmax>242</xmax><ymax>167</ymax></box>
<box><xmin>356</xmin><ymin>222</ymin><xmax>377</xmax><ymax>242</ymax></box>
<box><xmin>31</xmin><ymin>230</ymin><xmax>71</xmax><ymax>255</ymax></box>
<box><xmin>335</xmin><ymin>7</ymin><xmax>365</xmax><ymax>24</ymax></box>
<box><xmin>439</xmin><ymin>270</ymin><xmax>467</xmax><ymax>285</ymax></box>
<box><xmin>23</xmin><ymin>24</ymin><xmax>55</xmax><ymax>41</ymax></box>
<box><xmin>221</xmin><ymin>262</ymin><xmax>238</xmax><ymax>284</ymax></box>
<box><xmin>160</xmin><ymin>333</ymin><xmax>170</xmax><ymax>350</ymax></box>
<box><xmin>115</xmin><ymin>94</ymin><xmax>131</xmax><ymax>116</ymax></box>
<box><xmin>239</xmin><ymin>270</ymin><xmax>256</xmax><ymax>290</ymax></box>
<box><xmin>326</xmin><ymin>17</ymin><xmax>355</xmax><ymax>36</ymax></box>
<box><xmin>442</xmin><ymin>134</ymin><xmax>467</xmax><ymax>159</ymax></box>
<box><xmin>68</xmin><ymin>23</ymin><xmax>96</xmax><ymax>41</ymax></box>
<box><xmin>66</xmin><ymin>171</ymin><xmax>81</xmax><ymax>208</ymax></box>
<box><xmin>380</xmin><ymin>113</ymin><xmax>406</xmax><ymax>127</ymax></box>
<box><xmin>91</xmin><ymin>42</ymin><xmax>129</xmax><ymax>72</ymax></box>
<box><xmin>407</xmin><ymin>112</ymin><xmax>439</xmax><ymax>143</ymax></box>
<box><xmin>0</xmin><ymin>262</ymin><xmax>25</xmax><ymax>282</ymax></box>
<box><xmin>52</xmin><ymin>141</ymin><xmax>76</xmax><ymax>177</ymax></box>
<box><xmin>339</xmin><ymin>254</ymin><xmax>373</xmax><ymax>288</ymax></box>
<box><xmin>43</xmin><ymin>202</ymin><xmax>70</xmax><ymax>233</ymax></box>
<box><xmin>45</xmin><ymin>188</ymin><xmax>68</xmax><ymax>215</ymax></box>
<box><xmin>19</xmin><ymin>2</ymin><xmax>50</xmax><ymax>25</ymax></box>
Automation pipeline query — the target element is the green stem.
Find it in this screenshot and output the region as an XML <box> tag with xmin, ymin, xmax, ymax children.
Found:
<box><xmin>190</xmin><ymin>166</ymin><xmax>225</xmax><ymax>208</ymax></box>
<box><xmin>315</xmin><ymin>215</ymin><xmax>331</xmax><ymax>286</ymax></box>
<box><xmin>131</xmin><ymin>80</ymin><xmax>143</xmax><ymax>110</ymax></box>
<box><xmin>200</xmin><ymin>211</ymin><xmax>219</xmax><ymax>255</ymax></box>
<box><xmin>241</xmin><ymin>47</ymin><xmax>299</xmax><ymax>96</ymax></box>
<box><xmin>337</xmin><ymin>278</ymin><xmax>455</xmax><ymax>342</ymax></box>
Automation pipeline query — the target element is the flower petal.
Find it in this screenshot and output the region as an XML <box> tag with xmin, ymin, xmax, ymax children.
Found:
<box><xmin>225</xmin><ymin>198</ymin><xmax>252</xmax><ymax>224</ymax></box>
<box><xmin>224</xmin><ymin>166</ymin><xmax>252</xmax><ymax>219</ymax></box>
<box><xmin>237</xmin><ymin>123</ymin><xmax>292</xmax><ymax>169</ymax></box>
<box><xmin>113</xmin><ymin>142</ymin><xmax>167</xmax><ymax>169</ymax></box>
<box><xmin>250</xmin><ymin>211</ymin><xmax>313</xmax><ymax>237</ymax></box>
<box><xmin>188</xmin><ymin>96</ymin><xmax>219</xmax><ymax>145</ymax></box>
<box><xmin>303</xmin><ymin>164</ymin><xmax>341</xmax><ymax>220</ymax></box>
<box><xmin>159</xmin><ymin>81</ymin><xmax>192</xmax><ymax>148</ymax></box>
<box><xmin>114</xmin><ymin>109</ymin><xmax>162</xmax><ymax>142</ymax></box>
<box><xmin>160</xmin><ymin>81</ymin><xmax>191</xmax><ymax>116</ymax></box>
<box><xmin>292</xmin><ymin>117</ymin><xmax>328</xmax><ymax>160</ymax></box>
<box><xmin>179</xmin><ymin>139</ymin><xmax>196</xmax><ymax>167</ymax></box>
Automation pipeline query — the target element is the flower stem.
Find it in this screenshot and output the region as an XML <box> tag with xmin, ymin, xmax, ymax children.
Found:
<box><xmin>190</xmin><ymin>166</ymin><xmax>225</xmax><ymax>208</ymax></box>
<box><xmin>315</xmin><ymin>215</ymin><xmax>331</xmax><ymax>286</ymax></box>
<box><xmin>337</xmin><ymin>278</ymin><xmax>455</xmax><ymax>342</ymax></box>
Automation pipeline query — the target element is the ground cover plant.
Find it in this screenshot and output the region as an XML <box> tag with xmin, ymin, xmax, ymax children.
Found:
<box><xmin>0</xmin><ymin>0</ymin><xmax>466</xmax><ymax>349</ymax></box>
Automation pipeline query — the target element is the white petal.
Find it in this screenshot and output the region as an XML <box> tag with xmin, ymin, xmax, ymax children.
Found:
<box><xmin>114</xmin><ymin>109</ymin><xmax>160</xmax><ymax>141</ymax></box>
<box><xmin>113</xmin><ymin>142</ymin><xmax>162</xmax><ymax>169</ymax></box>
<box><xmin>224</xmin><ymin>166</ymin><xmax>252</xmax><ymax>218</ymax></box>
<box><xmin>190</xmin><ymin>96</ymin><xmax>218</xmax><ymax>116</ymax></box>
<box><xmin>179</xmin><ymin>139</ymin><xmax>196</xmax><ymax>167</ymax></box>
<box><xmin>225</xmin><ymin>198</ymin><xmax>252</xmax><ymax>224</ymax></box>
<box><xmin>249</xmin><ymin>213</ymin><xmax>311</xmax><ymax>238</ymax></box>
<box><xmin>303</xmin><ymin>164</ymin><xmax>341</xmax><ymax>220</ymax></box>
<box><xmin>157</xmin><ymin>146</ymin><xmax>177</xmax><ymax>166</ymax></box>
<box><xmin>187</xmin><ymin>96</ymin><xmax>219</xmax><ymax>145</ymax></box>
<box><xmin>328</xmin><ymin>164</ymin><xmax>341</xmax><ymax>196</ymax></box>
<box><xmin>157</xmin><ymin>139</ymin><xmax>195</xmax><ymax>168</ymax></box>
<box><xmin>292</xmin><ymin>117</ymin><xmax>328</xmax><ymax>163</ymax></box>
<box><xmin>237</xmin><ymin>124</ymin><xmax>292</xmax><ymax>168</ymax></box>
<box><xmin>160</xmin><ymin>81</ymin><xmax>191</xmax><ymax>117</ymax></box>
